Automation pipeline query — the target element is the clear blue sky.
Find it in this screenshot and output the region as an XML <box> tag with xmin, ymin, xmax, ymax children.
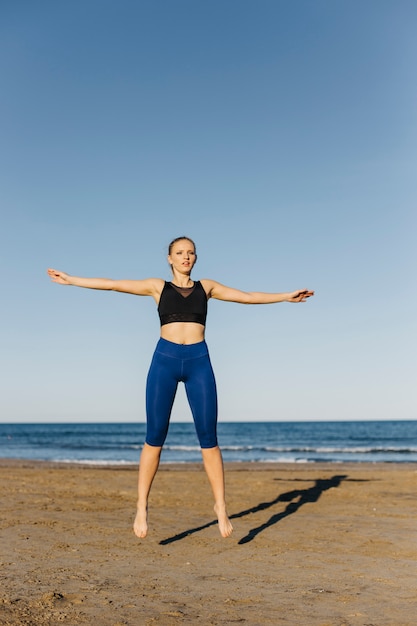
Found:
<box><xmin>1</xmin><ymin>0</ymin><xmax>416</xmax><ymax>423</ymax></box>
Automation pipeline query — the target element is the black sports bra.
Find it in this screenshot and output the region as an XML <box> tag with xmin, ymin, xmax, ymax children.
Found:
<box><xmin>158</xmin><ymin>281</ymin><xmax>208</xmax><ymax>327</ymax></box>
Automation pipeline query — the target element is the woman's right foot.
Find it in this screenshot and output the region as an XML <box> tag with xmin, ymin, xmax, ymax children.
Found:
<box><xmin>133</xmin><ymin>507</ymin><xmax>148</xmax><ymax>538</ymax></box>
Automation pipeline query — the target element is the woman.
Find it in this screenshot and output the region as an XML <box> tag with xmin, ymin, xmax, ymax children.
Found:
<box><xmin>48</xmin><ymin>236</ymin><xmax>314</xmax><ymax>539</ymax></box>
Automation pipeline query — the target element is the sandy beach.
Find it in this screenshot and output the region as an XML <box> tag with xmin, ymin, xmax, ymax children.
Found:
<box><xmin>1</xmin><ymin>460</ymin><xmax>416</xmax><ymax>626</ymax></box>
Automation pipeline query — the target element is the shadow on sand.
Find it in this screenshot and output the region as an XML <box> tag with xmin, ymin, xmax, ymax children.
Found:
<box><xmin>159</xmin><ymin>474</ymin><xmax>364</xmax><ymax>545</ymax></box>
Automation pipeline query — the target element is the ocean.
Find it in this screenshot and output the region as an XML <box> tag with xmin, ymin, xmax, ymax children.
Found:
<box><xmin>0</xmin><ymin>421</ymin><xmax>416</xmax><ymax>464</ymax></box>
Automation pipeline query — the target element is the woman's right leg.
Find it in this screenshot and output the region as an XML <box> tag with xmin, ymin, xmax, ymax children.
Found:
<box><xmin>133</xmin><ymin>346</ymin><xmax>178</xmax><ymax>538</ymax></box>
<box><xmin>134</xmin><ymin>442</ymin><xmax>164</xmax><ymax>538</ymax></box>
<box><xmin>134</xmin><ymin>443</ymin><xmax>162</xmax><ymax>538</ymax></box>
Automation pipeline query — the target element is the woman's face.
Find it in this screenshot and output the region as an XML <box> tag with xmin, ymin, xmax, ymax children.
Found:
<box><xmin>168</xmin><ymin>239</ymin><xmax>197</xmax><ymax>275</ymax></box>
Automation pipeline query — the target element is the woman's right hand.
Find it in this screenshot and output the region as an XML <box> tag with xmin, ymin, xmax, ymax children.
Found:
<box><xmin>47</xmin><ymin>268</ymin><xmax>72</xmax><ymax>285</ymax></box>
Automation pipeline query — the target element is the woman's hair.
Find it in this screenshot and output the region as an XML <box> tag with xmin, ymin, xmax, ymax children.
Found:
<box><xmin>168</xmin><ymin>236</ymin><xmax>196</xmax><ymax>255</ymax></box>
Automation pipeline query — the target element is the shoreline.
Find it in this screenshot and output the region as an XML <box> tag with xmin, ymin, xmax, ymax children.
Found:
<box><xmin>1</xmin><ymin>460</ymin><xmax>416</xmax><ymax>625</ymax></box>
<box><xmin>1</xmin><ymin>456</ymin><xmax>417</xmax><ymax>469</ymax></box>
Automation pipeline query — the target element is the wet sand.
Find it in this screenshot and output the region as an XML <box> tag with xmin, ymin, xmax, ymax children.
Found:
<box><xmin>1</xmin><ymin>459</ymin><xmax>416</xmax><ymax>625</ymax></box>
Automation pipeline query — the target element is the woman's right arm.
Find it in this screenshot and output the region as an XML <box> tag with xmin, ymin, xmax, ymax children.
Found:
<box><xmin>47</xmin><ymin>269</ymin><xmax>163</xmax><ymax>297</ymax></box>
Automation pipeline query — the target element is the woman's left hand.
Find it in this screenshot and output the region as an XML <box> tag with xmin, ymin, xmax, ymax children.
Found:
<box><xmin>288</xmin><ymin>290</ymin><xmax>314</xmax><ymax>302</ymax></box>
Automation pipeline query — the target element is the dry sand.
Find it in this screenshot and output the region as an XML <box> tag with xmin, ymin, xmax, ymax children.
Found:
<box><xmin>1</xmin><ymin>459</ymin><xmax>416</xmax><ymax>626</ymax></box>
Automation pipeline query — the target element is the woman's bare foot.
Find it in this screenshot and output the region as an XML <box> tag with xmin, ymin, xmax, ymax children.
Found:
<box><xmin>133</xmin><ymin>506</ymin><xmax>148</xmax><ymax>538</ymax></box>
<box><xmin>214</xmin><ymin>503</ymin><xmax>233</xmax><ymax>538</ymax></box>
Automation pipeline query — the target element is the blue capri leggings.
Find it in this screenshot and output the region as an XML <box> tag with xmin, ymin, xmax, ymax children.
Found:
<box><xmin>145</xmin><ymin>338</ymin><xmax>218</xmax><ymax>449</ymax></box>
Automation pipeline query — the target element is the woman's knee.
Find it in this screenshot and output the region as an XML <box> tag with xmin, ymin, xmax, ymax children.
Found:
<box><xmin>145</xmin><ymin>420</ymin><xmax>170</xmax><ymax>447</ymax></box>
<box><xmin>195</xmin><ymin>425</ymin><xmax>218</xmax><ymax>449</ymax></box>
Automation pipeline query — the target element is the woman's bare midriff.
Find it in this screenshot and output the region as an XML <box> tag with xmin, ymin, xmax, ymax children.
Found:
<box><xmin>160</xmin><ymin>322</ymin><xmax>205</xmax><ymax>345</ymax></box>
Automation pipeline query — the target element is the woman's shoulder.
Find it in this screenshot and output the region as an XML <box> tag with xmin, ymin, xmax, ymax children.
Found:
<box><xmin>145</xmin><ymin>277</ymin><xmax>166</xmax><ymax>289</ymax></box>
<box><xmin>139</xmin><ymin>277</ymin><xmax>166</xmax><ymax>297</ymax></box>
<box><xmin>153</xmin><ymin>278</ymin><xmax>168</xmax><ymax>291</ymax></box>
<box><xmin>199</xmin><ymin>278</ymin><xmax>218</xmax><ymax>297</ymax></box>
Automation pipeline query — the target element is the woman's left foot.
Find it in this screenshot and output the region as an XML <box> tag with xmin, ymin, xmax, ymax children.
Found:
<box><xmin>214</xmin><ymin>503</ymin><xmax>233</xmax><ymax>537</ymax></box>
<box><xmin>133</xmin><ymin>507</ymin><xmax>148</xmax><ymax>538</ymax></box>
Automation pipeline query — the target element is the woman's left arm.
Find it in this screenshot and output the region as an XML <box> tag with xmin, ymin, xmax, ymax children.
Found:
<box><xmin>201</xmin><ymin>279</ymin><xmax>314</xmax><ymax>304</ymax></box>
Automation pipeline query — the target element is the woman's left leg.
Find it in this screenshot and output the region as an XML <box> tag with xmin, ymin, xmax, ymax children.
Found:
<box><xmin>201</xmin><ymin>446</ymin><xmax>233</xmax><ymax>538</ymax></box>
<box><xmin>185</xmin><ymin>352</ymin><xmax>233</xmax><ymax>537</ymax></box>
